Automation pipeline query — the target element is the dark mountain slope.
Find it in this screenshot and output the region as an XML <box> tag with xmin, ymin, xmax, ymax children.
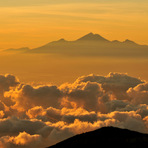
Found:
<box><xmin>48</xmin><ymin>127</ymin><xmax>148</xmax><ymax>148</ymax></box>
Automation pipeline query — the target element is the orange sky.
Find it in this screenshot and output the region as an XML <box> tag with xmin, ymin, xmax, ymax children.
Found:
<box><xmin>0</xmin><ymin>1</ymin><xmax>148</xmax><ymax>49</ymax></box>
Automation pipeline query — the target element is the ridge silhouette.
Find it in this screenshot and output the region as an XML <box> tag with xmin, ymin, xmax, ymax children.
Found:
<box><xmin>3</xmin><ymin>33</ymin><xmax>148</xmax><ymax>57</ymax></box>
<box><xmin>76</xmin><ymin>32</ymin><xmax>109</xmax><ymax>42</ymax></box>
<box><xmin>48</xmin><ymin>127</ymin><xmax>148</xmax><ymax>148</ymax></box>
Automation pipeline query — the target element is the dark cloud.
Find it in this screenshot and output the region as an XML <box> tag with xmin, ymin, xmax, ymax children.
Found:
<box><xmin>0</xmin><ymin>74</ymin><xmax>19</xmax><ymax>94</ymax></box>
<box><xmin>61</xmin><ymin>81</ymin><xmax>104</xmax><ymax>111</ymax></box>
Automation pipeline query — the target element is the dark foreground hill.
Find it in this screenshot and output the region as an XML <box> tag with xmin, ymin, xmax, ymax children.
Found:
<box><xmin>48</xmin><ymin>127</ymin><xmax>148</xmax><ymax>148</ymax></box>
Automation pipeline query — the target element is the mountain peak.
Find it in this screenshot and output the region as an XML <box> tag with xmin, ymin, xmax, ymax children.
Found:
<box><xmin>58</xmin><ymin>38</ymin><xmax>66</xmax><ymax>42</ymax></box>
<box><xmin>112</xmin><ymin>40</ymin><xmax>121</xmax><ymax>43</ymax></box>
<box><xmin>77</xmin><ymin>33</ymin><xmax>109</xmax><ymax>42</ymax></box>
<box><xmin>49</xmin><ymin>38</ymin><xmax>67</xmax><ymax>45</ymax></box>
<box><xmin>123</xmin><ymin>39</ymin><xmax>137</xmax><ymax>45</ymax></box>
<box><xmin>87</xmin><ymin>32</ymin><xmax>94</xmax><ymax>35</ymax></box>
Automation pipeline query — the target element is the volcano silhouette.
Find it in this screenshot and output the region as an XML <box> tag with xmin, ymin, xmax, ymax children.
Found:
<box><xmin>28</xmin><ymin>33</ymin><xmax>148</xmax><ymax>57</ymax></box>
<box><xmin>4</xmin><ymin>33</ymin><xmax>148</xmax><ymax>57</ymax></box>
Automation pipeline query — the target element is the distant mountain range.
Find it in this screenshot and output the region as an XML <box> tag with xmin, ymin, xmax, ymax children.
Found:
<box><xmin>4</xmin><ymin>33</ymin><xmax>148</xmax><ymax>57</ymax></box>
<box><xmin>48</xmin><ymin>126</ymin><xmax>148</xmax><ymax>148</ymax></box>
<box><xmin>4</xmin><ymin>47</ymin><xmax>30</xmax><ymax>53</ymax></box>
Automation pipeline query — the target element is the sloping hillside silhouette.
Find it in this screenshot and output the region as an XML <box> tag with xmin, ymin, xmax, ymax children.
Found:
<box><xmin>48</xmin><ymin>127</ymin><xmax>148</xmax><ymax>148</ymax></box>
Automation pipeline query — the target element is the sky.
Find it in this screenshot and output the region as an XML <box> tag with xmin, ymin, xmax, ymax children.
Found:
<box><xmin>0</xmin><ymin>0</ymin><xmax>148</xmax><ymax>49</ymax></box>
<box><xmin>0</xmin><ymin>1</ymin><xmax>148</xmax><ymax>148</ymax></box>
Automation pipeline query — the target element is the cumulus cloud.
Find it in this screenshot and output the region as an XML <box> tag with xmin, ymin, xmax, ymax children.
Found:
<box><xmin>0</xmin><ymin>73</ymin><xmax>147</xmax><ymax>147</ymax></box>
<box><xmin>5</xmin><ymin>84</ymin><xmax>62</xmax><ymax>111</ymax></box>
<box><xmin>0</xmin><ymin>74</ymin><xmax>19</xmax><ymax>93</ymax></box>
<box><xmin>74</xmin><ymin>72</ymin><xmax>143</xmax><ymax>91</ymax></box>
<box><xmin>26</xmin><ymin>106</ymin><xmax>46</xmax><ymax>119</ymax></box>
<box><xmin>60</xmin><ymin>81</ymin><xmax>104</xmax><ymax>111</ymax></box>
<box><xmin>0</xmin><ymin>132</ymin><xmax>42</xmax><ymax>148</ymax></box>
<box><xmin>73</xmin><ymin>72</ymin><xmax>143</xmax><ymax>101</ymax></box>
<box><xmin>0</xmin><ymin>74</ymin><xmax>19</xmax><ymax>112</ymax></box>
<box><xmin>127</xmin><ymin>83</ymin><xmax>148</xmax><ymax>105</ymax></box>
<box><xmin>108</xmin><ymin>111</ymin><xmax>145</xmax><ymax>132</ymax></box>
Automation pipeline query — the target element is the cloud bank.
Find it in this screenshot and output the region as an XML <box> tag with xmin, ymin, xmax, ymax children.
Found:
<box><xmin>0</xmin><ymin>73</ymin><xmax>147</xmax><ymax>147</ymax></box>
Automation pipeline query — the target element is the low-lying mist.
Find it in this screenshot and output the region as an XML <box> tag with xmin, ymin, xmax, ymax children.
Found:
<box><xmin>0</xmin><ymin>53</ymin><xmax>147</xmax><ymax>85</ymax></box>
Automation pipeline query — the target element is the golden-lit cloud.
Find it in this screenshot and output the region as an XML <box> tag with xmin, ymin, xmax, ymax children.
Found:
<box><xmin>5</xmin><ymin>84</ymin><xmax>62</xmax><ymax>111</ymax></box>
<box><xmin>0</xmin><ymin>73</ymin><xmax>147</xmax><ymax>147</ymax></box>
<box><xmin>127</xmin><ymin>83</ymin><xmax>148</xmax><ymax>105</ymax></box>
<box><xmin>0</xmin><ymin>132</ymin><xmax>41</xmax><ymax>148</ymax></box>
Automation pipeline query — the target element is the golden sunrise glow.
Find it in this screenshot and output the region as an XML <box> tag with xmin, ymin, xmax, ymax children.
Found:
<box><xmin>0</xmin><ymin>1</ymin><xmax>148</xmax><ymax>148</ymax></box>
<box><xmin>0</xmin><ymin>1</ymin><xmax>148</xmax><ymax>49</ymax></box>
